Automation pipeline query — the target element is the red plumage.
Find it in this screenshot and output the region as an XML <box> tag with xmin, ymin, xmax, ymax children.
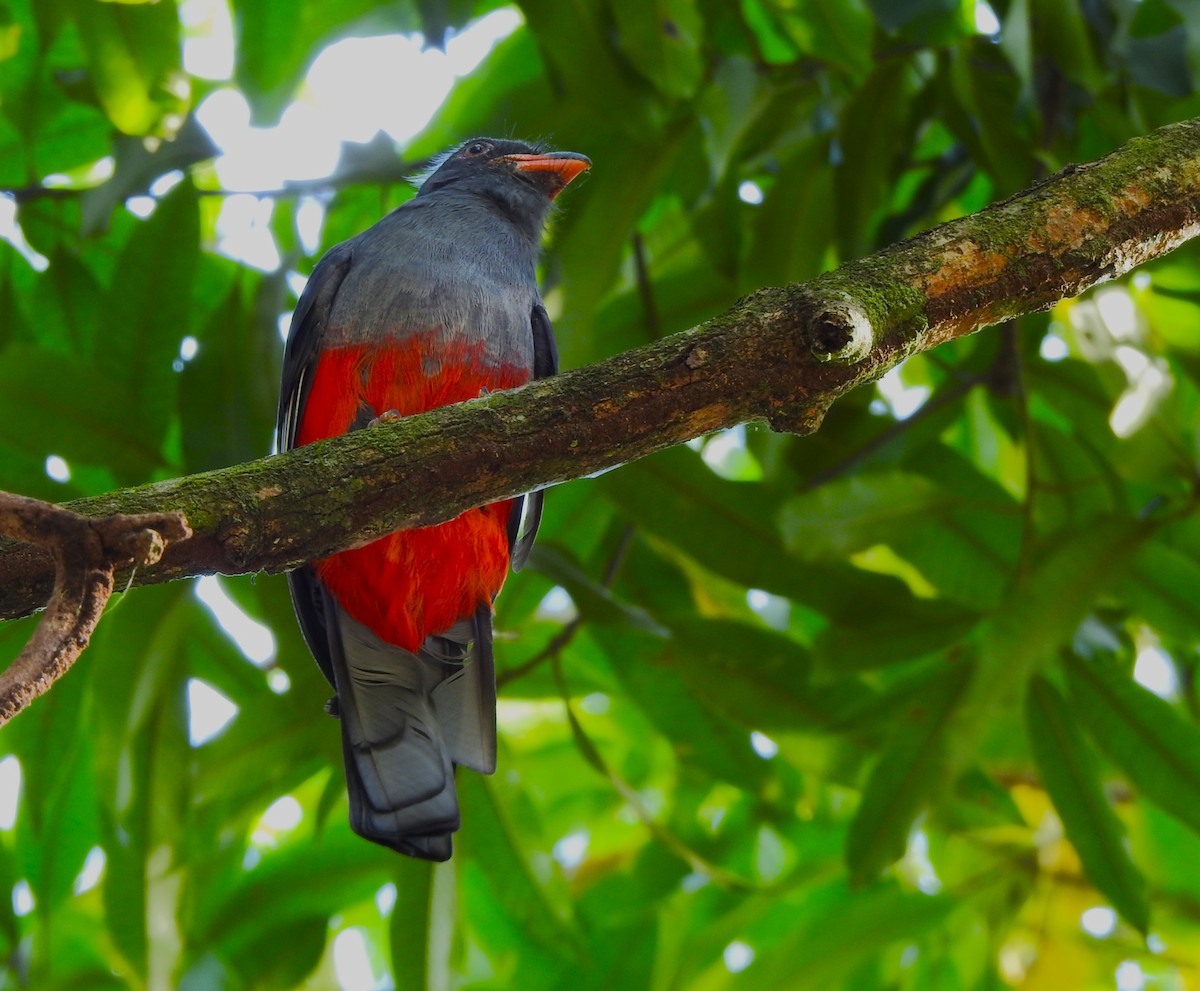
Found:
<box><xmin>296</xmin><ymin>338</ymin><xmax>528</xmax><ymax>651</ymax></box>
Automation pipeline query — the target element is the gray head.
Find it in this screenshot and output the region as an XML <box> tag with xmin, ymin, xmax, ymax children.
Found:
<box><xmin>415</xmin><ymin>138</ymin><xmax>591</xmax><ymax>244</ymax></box>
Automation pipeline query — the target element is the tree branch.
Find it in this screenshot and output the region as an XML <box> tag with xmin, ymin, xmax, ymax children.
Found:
<box><xmin>0</xmin><ymin>494</ymin><xmax>190</xmax><ymax>723</ymax></box>
<box><xmin>2</xmin><ymin>116</ymin><xmax>1199</xmax><ymax>623</ymax></box>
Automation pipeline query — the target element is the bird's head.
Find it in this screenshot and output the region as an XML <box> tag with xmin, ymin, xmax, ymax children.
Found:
<box><xmin>415</xmin><ymin>138</ymin><xmax>590</xmax><ymax>239</ymax></box>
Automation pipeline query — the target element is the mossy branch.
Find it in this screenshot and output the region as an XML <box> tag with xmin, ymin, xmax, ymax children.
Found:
<box><xmin>2</xmin><ymin>116</ymin><xmax>1199</xmax><ymax>623</ymax></box>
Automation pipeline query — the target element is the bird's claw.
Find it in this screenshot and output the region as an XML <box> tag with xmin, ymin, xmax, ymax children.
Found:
<box><xmin>368</xmin><ymin>409</ymin><xmax>403</xmax><ymax>428</ymax></box>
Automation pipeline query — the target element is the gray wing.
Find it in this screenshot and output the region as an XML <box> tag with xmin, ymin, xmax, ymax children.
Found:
<box><xmin>277</xmin><ymin>242</ymin><xmax>355</xmax><ymax>452</ymax></box>
<box><xmin>508</xmin><ymin>302</ymin><xmax>558</xmax><ymax>571</ymax></box>
<box><xmin>278</xmin><ymin>242</ymin><xmax>354</xmax><ymax>690</ymax></box>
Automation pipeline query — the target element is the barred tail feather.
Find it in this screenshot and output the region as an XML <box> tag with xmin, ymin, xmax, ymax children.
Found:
<box><xmin>324</xmin><ymin>599</ymin><xmax>496</xmax><ymax>861</ymax></box>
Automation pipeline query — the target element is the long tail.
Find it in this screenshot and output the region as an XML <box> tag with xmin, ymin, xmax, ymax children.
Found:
<box><xmin>321</xmin><ymin>597</ymin><xmax>496</xmax><ymax>861</ymax></box>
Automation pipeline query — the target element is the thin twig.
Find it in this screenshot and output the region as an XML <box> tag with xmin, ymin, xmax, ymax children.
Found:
<box><xmin>803</xmin><ymin>375</ymin><xmax>980</xmax><ymax>491</ymax></box>
<box><xmin>496</xmin><ymin>619</ymin><xmax>581</xmax><ymax>690</ymax></box>
<box><xmin>497</xmin><ymin>526</ymin><xmax>635</xmax><ymax>690</ymax></box>
<box><xmin>551</xmin><ymin>654</ymin><xmax>810</xmax><ymax>893</ymax></box>
<box><xmin>631</xmin><ymin>233</ymin><xmax>660</xmax><ymax>338</ymax></box>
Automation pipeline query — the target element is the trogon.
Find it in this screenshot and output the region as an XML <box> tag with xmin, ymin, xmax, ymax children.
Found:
<box><xmin>276</xmin><ymin>138</ymin><xmax>590</xmax><ymax>860</ymax></box>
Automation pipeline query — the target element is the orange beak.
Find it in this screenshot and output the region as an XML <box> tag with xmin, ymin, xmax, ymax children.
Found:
<box><xmin>502</xmin><ymin>152</ymin><xmax>591</xmax><ymax>198</ymax></box>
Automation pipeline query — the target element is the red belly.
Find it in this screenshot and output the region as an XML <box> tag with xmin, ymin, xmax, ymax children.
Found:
<box><xmin>296</xmin><ymin>336</ymin><xmax>528</xmax><ymax>652</ymax></box>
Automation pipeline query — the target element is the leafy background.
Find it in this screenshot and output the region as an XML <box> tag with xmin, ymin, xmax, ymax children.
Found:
<box><xmin>1</xmin><ymin>0</ymin><xmax>1200</xmax><ymax>988</ymax></box>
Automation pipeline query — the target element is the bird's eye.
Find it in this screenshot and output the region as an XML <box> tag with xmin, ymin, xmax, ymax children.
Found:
<box><xmin>464</xmin><ymin>141</ymin><xmax>490</xmax><ymax>157</ymax></box>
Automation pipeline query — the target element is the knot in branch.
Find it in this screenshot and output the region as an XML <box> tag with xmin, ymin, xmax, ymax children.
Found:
<box><xmin>801</xmin><ymin>289</ymin><xmax>875</xmax><ymax>364</ymax></box>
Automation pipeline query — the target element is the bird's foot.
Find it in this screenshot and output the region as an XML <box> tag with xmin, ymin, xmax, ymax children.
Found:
<box><xmin>368</xmin><ymin>409</ymin><xmax>403</xmax><ymax>428</ymax></box>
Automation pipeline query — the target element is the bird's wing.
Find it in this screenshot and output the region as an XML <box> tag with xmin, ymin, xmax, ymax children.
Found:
<box><xmin>508</xmin><ymin>302</ymin><xmax>559</xmax><ymax>572</ymax></box>
<box><xmin>277</xmin><ymin>242</ymin><xmax>354</xmax><ymax>689</ymax></box>
<box><xmin>531</xmin><ymin>301</ymin><xmax>559</xmax><ymax>379</ymax></box>
<box><xmin>277</xmin><ymin>242</ymin><xmax>355</xmax><ymax>451</ymax></box>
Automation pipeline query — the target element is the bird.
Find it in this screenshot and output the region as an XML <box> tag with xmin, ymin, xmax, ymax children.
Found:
<box><xmin>276</xmin><ymin>138</ymin><xmax>590</xmax><ymax>860</ymax></box>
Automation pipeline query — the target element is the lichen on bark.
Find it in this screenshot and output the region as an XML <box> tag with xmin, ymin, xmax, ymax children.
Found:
<box><xmin>2</xmin><ymin>115</ymin><xmax>1200</xmax><ymax>623</ymax></box>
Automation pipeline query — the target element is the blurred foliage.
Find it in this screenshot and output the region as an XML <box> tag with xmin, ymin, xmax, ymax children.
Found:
<box><xmin>1</xmin><ymin>0</ymin><xmax>1200</xmax><ymax>988</ymax></box>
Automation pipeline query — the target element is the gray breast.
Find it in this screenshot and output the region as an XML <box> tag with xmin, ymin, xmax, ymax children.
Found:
<box><xmin>327</xmin><ymin>196</ymin><xmax>541</xmax><ymax>372</ymax></box>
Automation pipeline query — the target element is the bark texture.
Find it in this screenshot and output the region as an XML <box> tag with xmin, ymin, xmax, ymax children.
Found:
<box><xmin>2</xmin><ymin>116</ymin><xmax>1199</xmax><ymax>623</ymax></box>
<box><xmin>0</xmin><ymin>493</ymin><xmax>190</xmax><ymax>722</ymax></box>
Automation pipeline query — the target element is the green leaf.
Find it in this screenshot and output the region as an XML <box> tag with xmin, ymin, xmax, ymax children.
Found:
<box><xmin>737</xmin><ymin>880</ymin><xmax>957</xmax><ymax>991</ymax></box>
<box><xmin>814</xmin><ymin>597</ymin><xmax>980</xmax><ymax>674</ymax></box>
<box><xmin>554</xmin><ymin>123</ymin><xmax>693</xmax><ymax>364</ymax></box>
<box><xmin>519</xmin><ymin>0</ymin><xmax>647</xmax><ymax>129</ymax></box>
<box><xmin>845</xmin><ymin>661</ymin><xmax>974</xmax><ymax>882</ymax></box>
<box><xmin>388</xmin><ymin>858</ymin><xmax>433</xmax><ymax>991</ymax></box>
<box><xmin>86</xmin><ymin>584</ymin><xmax>195</xmax><ymax>977</ymax></box>
<box><xmin>234</xmin><ymin>0</ymin><xmax>416</xmax><ymax>123</ymax></box>
<box><xmin>946</xmin><ymin>43</ymin><xmax>1036</xmax><ymax>191</ymax></box>
<box><xmin>1125</xmin><ymin>20</ymin><xmax>1191</xmax><ymax>98</ymax></box>
<box><xmin>609</xmin><ymin>0</ymin><xmax>704</xmax><ymax>99</ymax></box>
<box><xmin>180</xmin><ymin>269</ymin><xmax>281</xmax><ymax>472</ymax></box>
<box><xmin>1028</xmin><ymin>0</ymin><xmax>1104</xmax><ymax>91</ymax></box>
<box><xmin>6</xmin><ymin>636</ymin><xmax>100</xmax><ymax>917</ymax></box>
<box><xmin>526</xmin><ymin>543</ymin><xmax>668</xmax><ymax>636</ymax></box>
<box><xmin>182</xmin><ymin>826</ymin><xmax>391</xmax><ymax>959</ymax></box>
<box><xmin>599</xmin><ymin>446</ymin><xmax>916</xmax><ymax>621</ymax></box>
<box><xmin>889</xmin><ymin>516</ymin><xmax>1020</xmax><ymax>612</ymax></box>
<box><xmin>866</xmin><ymin>0</ymin><xmax>958</xmax><ymax>33</ymax></box>
<box><xmin>0</xmin><ymin>343</ymin><xmax>164</xmax><ymax>473</ymax></box>
<box><xmin>773</xmin><ymin>0</ymin><xmax>874</xmax><ymax>77</ymax></box>
<box><xmin>177</xmin><ymin>924</ymin><xmax>325</xmax><ymax>991</ymax></box>
<box><xmin>23</xmin><ymin>738</ymin><xmax>99</xmax><ymax>913</ymax></box>
<box><xmin>496</xmin><ymin>481</ymin><xmax>616</xmax><ymax>630</ymax></box>
<box><xmin>1064</xmin><ymin>654</ymin><xmax>1200</xmax><ymax>837</ymax></box>
<box><xmin>595</xmin><ymin>626</ymin><xmax>769</xmax><ymax>787</ymax></box>
<box><xmin>22</xmin><ymin>246</ymin><xmax>103</xmax><ymax>353</ymax></box>
<box><xmin>14</xmin><ymin>98</ymin><xmax>111</xmax><ymax>181</ymax></box>
<box><xmin>456</xmin><ymin>773</ymin><xmax>585</xmax><ymax>972</ymax></box>
<box><xmin>1002</xmin><ymin>0</ymin><xmax>1032</xmax><ymax>80</ymax></box>
<box><xmin>992</xmin><ymin>523</ymin><xmax>1144</xmax><ymax>670</ymax></box>
<box><xmin>835</xmin><ymin>57</ymin><xmax>914</xmax><ymax>256</ymax></box>
<box><xmin>0</xmin><ymin>2</ymin><xmax>112</xmax><ymax>183</ymax></box>
<box><xmin>233</xmin><ymin>0</ymin><xmax>304</xmax><ymax>122</ymax></box>
<box><xmin>665</xmin><ymin>617</ymin><xmax>820</xmax><ymax>731</ymax></box>
<box><xmin>80</xmin><ymin>117</ymin><xmax>218</xmax><ymax>236</ymax></box>
<box><xmin>70</xmin><ymin>0</ymin><xmax>184</xmax><ymax>135</ymax></box>
<box><xmin>1026</xmin><ymin>675</ymin><xmax>1150</xmax><ymax>934</ymax></box>
<box><xmin>99</xmin><ymin>179</ymin><xmax>200</xmax><ymax>471</ymax></box>
<box><xmin>780</xmin><ymin>470</ymin><xmax>965</xmax><ymax>561</ymax></box>
<box><xmin>695</xmin><ymin>56</ymin><xmax>770</xmax><ymax>180</ymax></box>
<box><xmin>739</xmin><ymin>0</ymin><xmax>799</xmax><ymax>64</ymax></box>
<box><xmin>746</xmin><ymin>135</ymin><xmax>835</xmax><ymax>287</ymax></box>
<box><xmin>957</xmin><ymin>518</ymin><xmax>1147</xmax><ymax>755</ymax></box>
<box><xmin>0</xmin><ymin>836</ymin><xmax>17</xmax><ymax>959</ymax></box>
<box><xmin>1132</xmin><ymin>802</ymin><xmax>1200</xmax><ymax>903</ymax></box>
<box><xmin>1117</xmin><ymin>538</ymin><xmax>1200</xmax><ymax>643</ymax></box>
<box><xmin>782</xmin><ymin>447</ymin><xmax>1023</xmax><ymax>609</ymax></box>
